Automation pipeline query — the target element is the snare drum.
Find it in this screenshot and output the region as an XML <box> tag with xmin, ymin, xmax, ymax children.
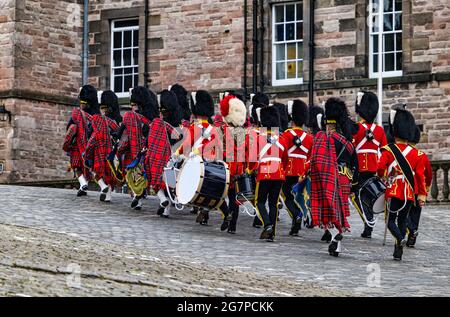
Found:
<box><xmin>234</xmin><ymin>173</ymin><xmax>256</xmax><ymax>203</ymax></box>
<box><xmin>359</xmin><ymin>177</ymin><xmax>386</xmax><ymax>214</ymax></box>
<box><xmin>163</xmin><ymin>158</ymin><xmax>184</xmax><ymax>203</ymax></box>
<box><xmin>176</xmin><ymin>156</ymin><xmax>230</xmax><ymax>210</ymax></box>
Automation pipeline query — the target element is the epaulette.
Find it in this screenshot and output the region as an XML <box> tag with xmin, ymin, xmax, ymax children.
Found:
<box><xmin>418</xmin><ymin>150</ymin><xmax>424</xmax><ymax>156</ymax></box>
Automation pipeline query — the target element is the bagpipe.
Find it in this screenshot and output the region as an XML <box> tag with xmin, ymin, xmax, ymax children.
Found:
<box><xmin>123</xmin><ymin>149</ymin><xmax>148</xmax><ymax>197</ymax></box>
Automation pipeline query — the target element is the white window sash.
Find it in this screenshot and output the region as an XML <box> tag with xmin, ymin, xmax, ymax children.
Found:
<box><xmin>272</xmin><ymin>2</ymin><xmax>304</xmax><ymax>87</ymax></box>
<box><xmin>369</xmin><ymin>0</ymin><xmax>403</xmax><ymax>79</ymax></box>
<box><xmin>110</xmin><ymin>19</ymin><xmax>139</xmax><ymax>97</ymax></box>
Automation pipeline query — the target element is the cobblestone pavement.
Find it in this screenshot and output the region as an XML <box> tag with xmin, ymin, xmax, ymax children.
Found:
<box><xmin>0</xmin><ymin>185</ymin><xmax>449</xmax><ymax>296</ymax></box>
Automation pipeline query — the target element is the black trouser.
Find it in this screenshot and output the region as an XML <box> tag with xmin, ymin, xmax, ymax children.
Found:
<box><xmin>281</xmin><ymin>176</ymin><xmax>302</xmax><ymax>221</ymax></box>
<box><xmin>388</xmin><ymin>198</ymin><xmax>413</xmax><ymax>244</ymax></box>
<box><xmin>255</xmin><ymin>180</ymin><xmax>283</xmax><ymax>234</ymax></box>
<box><xmin>228</xmin><ymin>187</ymin><xmax>239</xmax><ymax>227</ymax></box>
<box><xmin>219</xmin><ymin>200</ymin><xmax>230</xmax><ymax>219</ymax></box>
<box><xmin>356</xmin><ymin>171</ymin><xmax>376</xmax><ymax>231</ymax></box>
<box><xmin>407</xmin><ymin>196</ymin><xmax>421</xmax><ymax>234</ymax></box>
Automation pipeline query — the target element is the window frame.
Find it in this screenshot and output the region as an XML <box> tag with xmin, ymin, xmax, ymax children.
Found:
<box><xmin>110</xmin><ymin>18</ymin><xmax>140</xmax><ymax>98</ymax></box>
<box><xmin>271</xmin><ymin>2</ymin><xmax>304</xmax><ymax>87</ymax></box>
<box><xmin>369</xmin><ymin>0</ymin><xmax>403</xmax><ymax>79</ymax></box>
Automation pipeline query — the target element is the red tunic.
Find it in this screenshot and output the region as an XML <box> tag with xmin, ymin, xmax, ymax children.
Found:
<box><xmin>352</xmin><ymin>122</ymin><xmax>387</xmax><ymax>173</ymax></box>
<box><xmin>279</xmin><ymin>127</ymin><xmax>313</xmax><ymax>177</ymax></box>
<box><xmin>413</xmin><ymin>148</ymin><xmax>432</xmax><ymax>195</ymax></box>
<box><xmin>377</xmin><ymin>143</ymin><xmax>427</xmax><ymax>202</ymax></box>
<box><xmin>252</xmin><ymin>130</ymin><xmax>285</xmax><ymax>182</ymax></box>
<box><xmin>176</xmin><ymin>119</ymin><xmax>219</xmax><ymax>161</ymax></box>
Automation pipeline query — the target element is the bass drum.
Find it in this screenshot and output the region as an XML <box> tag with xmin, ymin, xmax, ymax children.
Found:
<box><xmin>176</xmin><ymin>156</ymin><xmax>230</xmax><ymax>210</ymax></box>
<box><xmin>163</xmin><ymin>158</ymin><xmax>184</xmax><ymax>203</ymax></box>
<box><xmin>359</xmin><ymin>177</ymin><xmax>386</xmax><ymax>214</ymax></box>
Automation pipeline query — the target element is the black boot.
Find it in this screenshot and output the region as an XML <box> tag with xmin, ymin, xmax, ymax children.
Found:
<box><xmin>328</xmin><ymin>234</ymin><xmax>343</xmax><ymax>257</ymax></box>
<box><xmin>289</xmin><ymin>217</ymin><xmax>302</xmax><ymax>236</ymax></box>
<box><xmin>393</xmin><ymin>242</ymin><xmax>404</xmax><ymax>261</ymax></box>
<box><xmin>260</xmin><ymin>225</ymin><xmax>273</xmax><ymax>240</ymax></box>
<box><xmin>221</xmin><ymin>215</ymin><xmax>232</xmax><ymax>231</ymax></box>
<box><xmin>253</xmin><ymin>216</ymin><xmax>263</xmax><ymax>228</ymax></box>
<box><xmin>361</xmin><ymin>224</ymin><xmax>373</xmax><ymax>239</ymax></box>
<box><xmin>406</xmin><ymin>231</ymin><xmax>418</xmax><ymax>248</ymax></box>
<box><xmin>77</xmin><ymin>188</ymin><xmax>88</xmax><ymax>197</ymax></box>
<box><xmin>227</xmin><ymin>221</ymin><xmax>237</xmax><ymax>234</ymax></box>
<box><xmin>196</xmin><ymin>210</ymin><xmax>209</xmax><ymax>225</ymax></box>
<box><xmin>321</xmin><ymin>230</ymin><xmax>332</xmax><ymax>243</ymax></box>
<box><xmin>157</xmin><ymin>206</ymin><xmax>165</xmax><ymax>216</ymax></box>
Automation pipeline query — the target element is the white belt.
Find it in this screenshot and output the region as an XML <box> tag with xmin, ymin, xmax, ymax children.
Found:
<box><xmin>388</xmin><ymin>146</ymin><xmax>413</xmax><ymax>175</ymax></box>
<box><xmin>356</xmin><ymin>149</ymin><xmax>378</xmax><ymax>155</ymax></box>
<box><xmin>288</xmin><ymin>154</ymin><xmax>307</xmax><ymax>159</ymax></box>
<box><xmin>260</xmin><ymin>157</ymin><xmax>282</xmax><ymax>163</ymax></box>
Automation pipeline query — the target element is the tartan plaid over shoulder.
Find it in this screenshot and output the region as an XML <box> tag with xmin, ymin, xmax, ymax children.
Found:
<box><xmin>85</xmin><ymin>114</ymin><xmax>119</xmax><ymax>179</ymax></box>
<box><xmin>310</xmin><ymin>131</ymin><xmax>353</xmax><ymax>230</ymax></box>
<box><xmin>144</xmin><ymin>118</ymin><xmax>176</xmax><ymax>190</ymax></box>
<box><xmin>117</xmin><ymin>111</ymin><xmax>151</xmax><ymax>167</ymax></box>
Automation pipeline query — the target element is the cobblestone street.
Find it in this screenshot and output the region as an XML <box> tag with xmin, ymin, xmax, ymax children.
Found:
<box><xmin>0</xmin><ymin>185</ymin><xmax>449</xmax><ymax>296</ymax></box>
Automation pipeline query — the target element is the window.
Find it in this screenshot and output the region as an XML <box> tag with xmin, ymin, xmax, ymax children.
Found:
<box><xmin>111</xmin><ymin>19</ymin><xmax>139</xmax><ymax>97</ymax></box>
<box><xmin>272</xmin><ymin>2</ymin><xmax>304</xmax><ymax>86</ymax></box>
<box><xmin>369</xmin><ymin>0</ymin><xmax>402</xmax><ymax>78</ymax></box>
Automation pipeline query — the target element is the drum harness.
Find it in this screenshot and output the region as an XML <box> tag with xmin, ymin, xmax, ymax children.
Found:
<box><xmin>355</xmin><ymin>123</ymin><xmax>381</xmax><ymax>157</ymax></box>
<box><xmin>288</xmin><ymin>129</ymin><xmax>308</xmax><ymax>160</ymax></box>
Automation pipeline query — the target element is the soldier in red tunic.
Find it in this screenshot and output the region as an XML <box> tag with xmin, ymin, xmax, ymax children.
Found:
<box><xmin>248</xmin><ymin>92</ymin><xmax>270</xmax><ymax>228</ymax></box>
<box><xmin>63</xmin><ymin>85</ymin><xmax>99</xmax><ymax>197</ymax></box>
<box><xmin>174</xmin><ymin>90</ymin><xmax>228</xmax><ymax>227</ymax></box>
<box><xmin>84</xmin><ymin>90</ymin><xmax>122</xmax><ymax>202</ymax></box>
<box><xmin>217</xmin><ymin>94</ymin><xmax>247</xmax><ymax>233</ymax></box>
<box><xmin>377</xmin><ymin>107</ymin><xmax>427</xmax><ymax>261</ymax></box>
<box><xmin>351</xmin><ymin>91</ymin><xmax>388</xmax><ymax>239</ymax></box>
<box><xmin>279</xmin><ymin>100</ymin><xmax>313</xmax><ymax>236</ymax></box>
<box><xmin>250</xmin><ymin>106</ymin><xmax>285</xmax><ymax>242</ymax></box>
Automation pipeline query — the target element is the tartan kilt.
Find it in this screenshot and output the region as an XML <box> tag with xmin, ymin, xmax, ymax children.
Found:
<box><xmin>69</xmin><ymin>148</ymin><xmax>83</xmax><ymax>169</ymax></box>
<box><xmin>338</xmin><ymin>174</ymin><xmax>351</xmax><ymax>228</ymax></box>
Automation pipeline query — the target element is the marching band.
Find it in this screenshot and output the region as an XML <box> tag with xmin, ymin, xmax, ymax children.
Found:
<box><xmin>64</xmin><ymin>84</ymin><xmax>430</xmax><ymax>261</ymax></box>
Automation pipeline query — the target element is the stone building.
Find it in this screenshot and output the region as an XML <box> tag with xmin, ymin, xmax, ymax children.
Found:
<box><xmin>0</xmin><ymin>0</ymin><xmax>449</xmax><ymax>184</ymax></box>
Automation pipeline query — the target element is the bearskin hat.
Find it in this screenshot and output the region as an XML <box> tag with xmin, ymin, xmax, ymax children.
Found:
<box><xmin>170</xmin><ymin>84</ymin><xmax>191</xmax><ymax>121</ymax></box>
<box><xmin>272</xmin><ymin>103</ymin><xmax>289</xmax><ymax>132</ymax></box>
<box><xmin>389</xmin><ymin>106</ymin><xmax>416</xmax><ymax>141</ymax></box>
<box><xmin>79</xmin><ymin>85</ymin><xmax>100</xmax><ymax>115</ymax></box>
<box><xmin>251</xmin><ymin>92</ymin><xmax>269</xmax><ymax>107</ymax></box>
<box><xmin>411</xmin><ymin>125</ymin><xmax>421</xmax><ymax>144</ymax></box>
<box><xmin>130</xmin><ymin>86</ymin><xmax>159</xmax><ymax>121</ymax></box>
<box><xmin>190</xmin><ymin>90</ymin><xmax>214</xmax><ymax>118</ymax></box>
<box><xmin>220</xmin><ymin>95</ymin><xmax>247</xmax><ymax>127</ymax></box>
<box><xmin>256</xmin><ymin>106</ymin><xmax>280</xmax><ymax>129</ymax></box>
<box><xmin>100</xmin><ymin>90</ymin><xmax>122</xmax><ymax>123</ymax></box>
<box><xmin>306</xmin><ymin>105</ymin><xmax>325</xmax><ymax>134</ymax></box>
<box><xmin>355</xmin><ymin>91</ymin><xmax>379</xmax><ymax>123</ymax></box>
<box><xmin>288</xmin><ymin>99</ymin><xmax>309</xmax><ymax>127</ymax></box>
<box><xmin>325</xmin><ymin>97</ymin><xmax>354</xmax><ymax>141</ymax></box>
<box><xmin>160</xmin><ymin>89</ymin><xmax>182</xmax><ymax>127</ymax></box>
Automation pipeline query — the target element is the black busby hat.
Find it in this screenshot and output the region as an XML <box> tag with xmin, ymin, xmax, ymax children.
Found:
<box><xmin>79</xmin><ymin>85</ymin><xmax>100</xmax><ymax>115</ymax></box>
<box><xmin>160</xmin><ymin>89</ymin><xmax>181</xmax><ymax>127</ymax></box>
<box><xmin>411</xmin><ymin>125</ymin><xmax>421</xmax><ymax>144</ymax></box>
<box><xmin>131</xmin><ymin>86</ymin><xmax>159</xmax><ymax>121</ymax></box>
<box><xmin>256</xmin><ymin>106</ymin><xmax>280</xmax><ymax>129</ymax></box>
<box><xmin>325</xmin><ymin>97</ymin><xmax>354</xmax><ymax>141</ymax></box>
<box><xmin>355</xmin><ymin>91</ymin><xmax>379</xmax><ymax>123</ymax></box>
<box><xmin>272</xmin><ymin>103</ymin><xmax>289</xmax><ymax>132</ymax></box>
<box><xmin>100</xmin><ymin>90</ymin><xmax>122</xmax><ymax>123</ymax></box>
<box><xmin>170</xmin><ymin>84</ymin><xmax>191</xmax><ymax>121</ymax></box>
<box><xmin>190</xmin><ymin>90</ymin><xmax>214</xmax><ymax>118</ymax></box>
<box><xmin>306</xmin><ymin>105</ymin><xmax>325</xmax><ymax>134</ymax></box>
<box><xmin>389</xmin><ymin>106</ymin><xmax>416</xmax><ymax>142</ymax></box>
<box><xmin>288</xmin><ymin>99</ymin><xmax>309</xmax><ymax>127</ymax></box>
<box><xmin>251</xmin><ymin>92</ymin><xmax>269</xmax><ymax>107</ymax></box>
